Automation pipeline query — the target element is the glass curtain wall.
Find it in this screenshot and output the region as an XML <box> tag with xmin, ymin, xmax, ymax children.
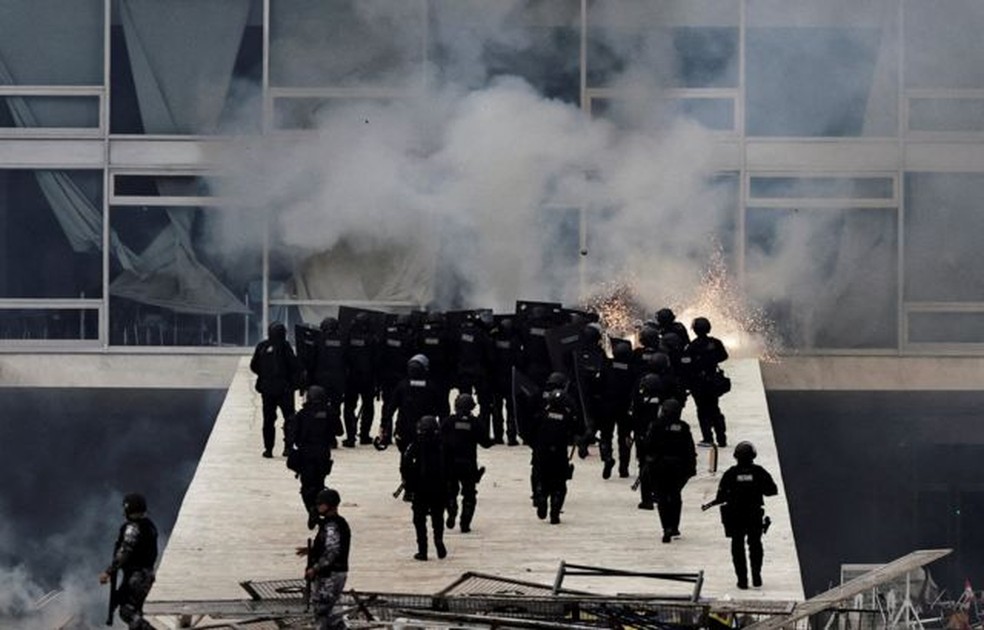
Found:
<box><xmin>2</xmin><ymin>1</ymin><xmax>984</xmax><ymax>352</ymax></box>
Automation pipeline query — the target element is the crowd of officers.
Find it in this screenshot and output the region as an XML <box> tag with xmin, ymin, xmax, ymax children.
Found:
<box><xmin>249</xmin><ymin>301</ymin><xmax>778</xmax><ymax>593</ymax></box>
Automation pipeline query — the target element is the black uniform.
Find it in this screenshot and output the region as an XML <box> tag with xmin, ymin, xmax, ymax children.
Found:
<box><xmin>250</xmin><ymin>322</ymin><xmax>300</xmax><ymax>457</ymax></box>
<box><xmin>489</xmin><ymin>319</ymin><xmax>522</xmax><ymax>444</ymax></box>
<box><xmin>401</xmin><ymin>418</ymin><xmax>448</xmax><ymax>560</ymax></box>
<box><xmin>529</xmin><ymin>388</ymin><xmax>578</xmax><ymax>523</ymax></box>
<box><xmin>644</xmin><ymin>404</ymin><xmax>696</xmax><ymax>542</ymax></box>
<box><xmin>344</xmin><ymin>316</ymin><xmax>377</xmax><ymax>444</ymax></box>
<box><xmin>106</xmin><ymin>498</ymin><xmax>158</xmax><ymax>630</ymax></box>
<box><xmin>312</xmin><ymin>319</ymin><xmax>347</xmax><ymax>428</ymax></box>
<box><xmin>520</xmin><ymin>308</ymin><xmax>555</xmax><ymax>388</ymax></box>
<box><xmin>292</xmin><ymin>397</ymin><xmax>338</xmax><ymax>517</ymax></box>
<box><xmin>417</xmin><ymin>316</ymin><xmax>452</xmax><ymax>398</ymax></box>
<box><xmin>629</xmin><ymin>378</ymin><xmax>663</xmax><ymax>510</ymax></box>
<box><xmin>715</xmin><ymin>454</ymin><xmax>778</xmax><ymax>588</ymax></box>
<box><xmin>383</xmin><ymin>366</ymin><xmax>449</xmax><ymax>453</ymax></box>
<box><xmin>441</xmin><ymin>411</ymin><xmax>492</xmax><ymax>532</ymax></box>
<box><xmin>453</xmin><ymin>318</ymin><xmax>494</xmax><ymax>435</ymax></box>
<box><xmin>572</xmin><ymin>338</ymin><xmax>606</xmax><ymax>467</ymax></box>
<box><xmin>602</xmin><ymin>343</ymin><xmax>637</xmax><ymax>478</ymax></box>
<box><xmin>683</xmin><ymin>332</ymin><xmax>729</xmax><ymax>446</ymax></box>
<box><xmin>378</xmin><ymin>320</ymin><xmax>416</xmax><ymax>424</ymax></box>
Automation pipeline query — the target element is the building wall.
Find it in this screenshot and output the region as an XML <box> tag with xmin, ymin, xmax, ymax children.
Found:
<box><xmin>2</xmin><ymin>1</ymin><xmax>984</xmax><ymax>354</ymax></box>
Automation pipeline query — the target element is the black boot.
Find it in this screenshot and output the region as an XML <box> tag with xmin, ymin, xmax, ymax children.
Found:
<box><xmin>602</xmin><ymin>458</ymin><xmax>615</xmax><ymax>480</ymax></box>
<box><xmin>435</xmin><ymin>539</ymin><xmax>447</xmax><ymax>559</ymax></box>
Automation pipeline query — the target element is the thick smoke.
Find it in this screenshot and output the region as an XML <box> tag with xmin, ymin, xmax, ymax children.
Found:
<box><xmin>207</xmin><ymin>0</ymin><xmax>984</xmax><ymax>349</ymax></box>
<box><xmin>213</xmin><ymin>0</ymin><xmax>729</xmax><ymax>318</ymax></box>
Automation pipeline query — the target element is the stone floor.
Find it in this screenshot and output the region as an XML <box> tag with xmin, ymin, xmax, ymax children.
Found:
<box><xmin>150</xmin><ymin>357</ymin><xmax>803</xmax><ymax>604</ymax></box>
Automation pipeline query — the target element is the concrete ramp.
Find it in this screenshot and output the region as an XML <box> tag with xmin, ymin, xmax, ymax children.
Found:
<box><xmin>151</xmin><ymin>358</ymin><xmax>803</xmax><ymax>603</ymax></box>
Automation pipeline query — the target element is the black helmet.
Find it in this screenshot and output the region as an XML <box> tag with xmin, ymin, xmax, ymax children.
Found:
<box><xmin>644</xmin><ymin>352</ymin><xmax>671</xmax><ymax>374</ymax></box>
<box><xmin>612</xmin><ymin>342</ymin><xmax>633</xmax><ymax>362</ymax></box>
<box><xmin>417</xmin><ymin>415</ymin><xmax>439</xmax><ymax>435</ymax></box>
<box><xmin>545</xmin><ymin>372</ymin><xmax>569</xmax><ymax>391</ymax></box>
<box><xmin>660</xmin><ymin>332</ymin><xmax>684</xmax><ymax>353</ymax></box>
<box><xmin>638</xmin><ymin>373</ymin><xmax>661</xmax><ymax>395</ymax></box>
<box><xmin>352</xmin><ymin>312</ymin><xmax>369</xmax><ymax>330</ymax></box>
<box><xmin>478</xmin><ymin>311</ymin><xmax>494</xmax><ymax>327</ymax></box>
<box><xmin>315</xmin><ymin>488</ymin><xmax>340</xmax><ymax>507</ymax></box>
<box><xmin>407</xmin><ymin>354</ymin><xmax>429</xmax><ymax>378</ymax></box>
<box><xmin>638</xmin><ymin>326</ymin><xmax>660</xmax><ymax>349</ymax></box>
<box><xmin>656</xmin><ymin>308</ymin><xmax>675</xmax><ymax>326</ymax></box>
<box><xmin>454</xmin><ymin>393</ymin><xmax>476</xmax><ymax>415</ymax></box>
<box><xmin>582</xmin><ymin>323</ymin><xmax>602</xmax><ymax>345</ymax></box>
<box><xmin>692</xmin><ymin>317</ymin><xmax>711</xmax><ymax>336</ymax></box>
<box><xmin>499</xmin><ymin>318</ymin><xmax>514</xmax><ymax>333</ymax></box>
<box><xmin>319</xmin><ymin>317</ymin><xmax>339</xmax><ymax>334</ymax></box>
<box><xmin>268</xmin><ymin>321</ymin><xmax>287</xmax><ymax>342</ymax></box>
<box><xmin>734</xmin><ymin>441</ymin><xmax>757</xmax><ymax>463</ymax></box>
<box><xmin>306</xmin><ymin>385</ymin><xmax>326</xmax><ymax>404</ymax></box>
<box><xmin>123</xmin><ymin>493</ymin><xmax>147</xmax><ymax>516</ymax></box>
<box><xmin>658</xmin><ymin>398</ymin><xmax>682</xmax><ymax>422</ymax></box>
<box><xmin>425</xmin><ymin>311</ymin><xmax>445</xmax><ymax>325</ymax></box>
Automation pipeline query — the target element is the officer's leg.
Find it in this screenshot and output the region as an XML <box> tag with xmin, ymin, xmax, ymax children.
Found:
<box><xmin>430</xmin><ymin>497</ymin><xmax>447</xmax><ymax>558</ymax></box>
<box><xmin>118</xmin><ymin>570</ymin><xmax>155</xmax><ymax>630</ymax></box>
<box><xmin>549</xmin><ymin>475</ymin><xmax>567</xmax><ymax>524</ymax></box>
<box><xmin>532</xmin><ymin>460</ymin><xmax>547</xmax><ymax>519</ymax></box>
<box><xmin>460</xmin><ymin>476</ymin><xmax>477</xmax><ymax>532</ymax></box>
<box><xmin>476</xmin><ymin>380</ymin><xmax>498</xmax><ymax>443</ymax></box>
<box><xmin>748</xmin><ymin>525</ymin><xmax>764</xmax><ymax>586</ymax></box>
<box><xmin>343</xmin><ymin>385</ymin><xmax>361</xmax><ymax>443</ymax></box>
<box><xmin>654</xmin><ymin>476</ymin><xmax>673</xmax><ymax>541</ymax></box>
<box><xmin>412</xmin><ymin>501</ymin><xmax>428</xmax><ymax>560</ymax></box>
<box><xmin>616</xmin><ymin>417</ymin><xmax>633</xmax><ymax>477</ymax></box>
<box><xmin>446</xmin><ymin>475</ymin><xmax>460</xmax><ymax>529</ymax></box>
<box><xmin>260</xmin><ymin>395</ymin><xmax>277</xmax><ymax>455</ymax></box>
<box><xmin>669</xmin><ymin>475</ymin><xmax>686</xmax><ymax>534</ymax></box>
<box><xmin>490</xmin><ymin>388</ymin><xmax>505</xmax><ymax>442</ymax></box>
<box><xmin>359</xmin><ymin>384</ymin><xmax>376</xmax><ymax>440</ymax></box>
<box><xmin>598</xmin><ymin>417</ymin><xmax>615</xmax><ymax>478</ymax></box>
<box><xmin>639</xmin><ymin>462</ymin><xmax>655</xmax><ymax>510</ymax></box>
<box><xmin>504</xmin><ymin>388</ymin><xmax>519</xmax><ymax>445</ymax></box>
<box><xmin>709</xmin><ymin>394</ymin><xmax>727</xmax><ymax>446</ymax></box>
<box><xmin>731</xmin><ymin>528</ymin><xmax>749</xmax><ymax>588</ymax></box>
<box><xmin>693</xmin><ymin>392</ymin><xmax>715</xmax><ymax>444</ymax></box>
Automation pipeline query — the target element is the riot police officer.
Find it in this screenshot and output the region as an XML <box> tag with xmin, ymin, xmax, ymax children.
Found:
<box><xmin>683</xmin><ymin>317</ymin><xmax>729</xmax><ymax>447</ymax></box>
<box><xmin>290</xmin><ymin>385</ymin><xmax>338</xmax><ymax>526</ymax></box>
<box><xmin>311</xmin><ymin>317</ymin><xmax>348</xmax><ymax>440</ymax></box>
<box><xmin>630</xmin><ymin>373</ymin><xmax>663</xmax><ymax>510</ymax></box>
<box><xmin>441</xmin><ymin>393</ymin><xmax>492</xmax><ymax>533</ymax></box>
<box><xmin>344</xmin><ymin>313</ymin><xmax>377</xmax><ymax>445</ymax></box>
<box><xmin>453</xmin><ymin>313</ymin><xmax>494</xmax><ymax>437</ymax></box>
<box><xmin>297</xmin><ymin>488</ymin><xmax>350</xmax><ymax>630</ymax></box>
<box><xmin>572</xmin><ymin>323</ymin><xmax>606</xmax><ymax>466</ymax></box>
<box><xmin>250</xmin><ymin>321</ymin><xmax>300</xmax><ymax>458</ymax></box>
<box><xmin>378</xmin><ymin>314</ymin><xmax>416</xmax><ymax>429</ymax></box>
<box><xmin>644</xmin><ymin>399</ymin><xmax>696</xmax><ymax>543</ymax></box>
<box><xmin>99</xmin><ymin>493</ymin><xmax>158</xmax><ymax>630</ymax></box>
<box><xmin>529</xmin><ymin>372</ymin><xmax>579</xmax><ymax>524</ymax></box>
<box><xmin>383</xmin><ymin>354</ymin><xmax>449</xmax><ymax>452</ymax></box>
<box><xmin>712</xmin><ymin>441</ymin><xmax>778</xmax><ymax>589</ymax></box>
<box><xmin>520</xmin><ymin>306</ymin><xmax>555</xmax><ymax>388</ymax></box>
<box><xmin>401</xmin><ymin>415</ymin><xmax>448</xmax><ymax>561</ymax></box>
<box><xmin>489</xmin><ymin>317</ymin><xmax>522</xmax><ymax>445</ymax></box>
<box><xmin>654</xmin><ymin>308</ymin><xmax>690</xmax><ymax>345</ymax></box>
<box><xmin>601</xmin><ymin>341</ymin><xmax>637</xmax><ymax>478</ymax></box>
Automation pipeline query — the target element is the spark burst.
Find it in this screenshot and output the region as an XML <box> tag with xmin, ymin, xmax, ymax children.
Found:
<box><xmin>675</xmin><ymin>246</ymin><xmax>780</xmax><ymax>361</ymax></box>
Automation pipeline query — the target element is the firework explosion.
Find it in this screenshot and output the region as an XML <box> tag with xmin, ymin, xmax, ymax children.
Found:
<box><xmin>675</xmin><ymin>246</ymin><xmax>781</xmax><ymax>361</ymax></box>
<box><xmin>583</xmin><ymin>245</ymin><xmax>780</xmax><ymax>360</ymax></box>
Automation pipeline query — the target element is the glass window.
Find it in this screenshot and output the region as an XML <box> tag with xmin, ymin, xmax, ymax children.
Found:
<box><xmin>592</xmin><ymin>96</ymin><xmax>735</xmax><ymax>131</ymax></box>
<box><xmin>109</xmin><ymin>206</ymin><xmax>262</xmax><ymax>346</ymax></box>
<box><xmin>904</xmin><ymin>173</ymin><xmax>984</xmax><ymax>303</ymax></box>
<box><xmin>905</xmin><ymin>0</ymin><xmax>984</xmax><ymax>89</ymax></box>
<box><xmin>270</xmin><ymin>0</ymin><xmax>424</xmax><ymax>88</ymax></box>
<box><xmin>110</xmin><ymin>1</ymin><xmax>261</xmax><ymax>134</ymax></box>
<box><xmin>0</xmin><ymin>169</ymin><xmax>103</xmax><ymax>299</ymax></box>
<box><xmin>908</xmin><ymin>98</ymin><xmax>984</xmax><ymax>133</ymax></box>
<box><xmin>749</xmin><ymin>177</ymin><xmax>895</xmax><ymax>200</ymax></box>
<box><xmin>0</xmin><ymin>0</ymin><xmax>104</xmax><ymax>85</ymax></box>
<box><xmin>0</xmin><ymin>96</ymin><xmax>100</xmax><ymax>130</ymax></box>
<box><xmin>587</xmin><ymin>0</ymin><xmax>739</xmax><ymax>89</ymax></box>
<box><xmin>0</xmin><ymin>308</ymin><xmax>98</xmax><ymax>341</ymax></box>
<box><xmin>430</xmin><ymin>0</ymin><xmax>580</xmax><ymax>104</ymax></box>
<box><xmin>909</xmin><ymin>312</ymin><xmax>984</xmax><ymax>344</ymax></box>
<box><xmin>745</xmin><ymin>206</ymin><xmax>898</xmax><ymax>349</ymax></box>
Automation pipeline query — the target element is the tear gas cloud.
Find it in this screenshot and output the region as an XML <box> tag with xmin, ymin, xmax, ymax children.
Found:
<box><xmin>209</xmin><ymin>0</ymin><xmax>983</xmax><ymax>351</ymax></box>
